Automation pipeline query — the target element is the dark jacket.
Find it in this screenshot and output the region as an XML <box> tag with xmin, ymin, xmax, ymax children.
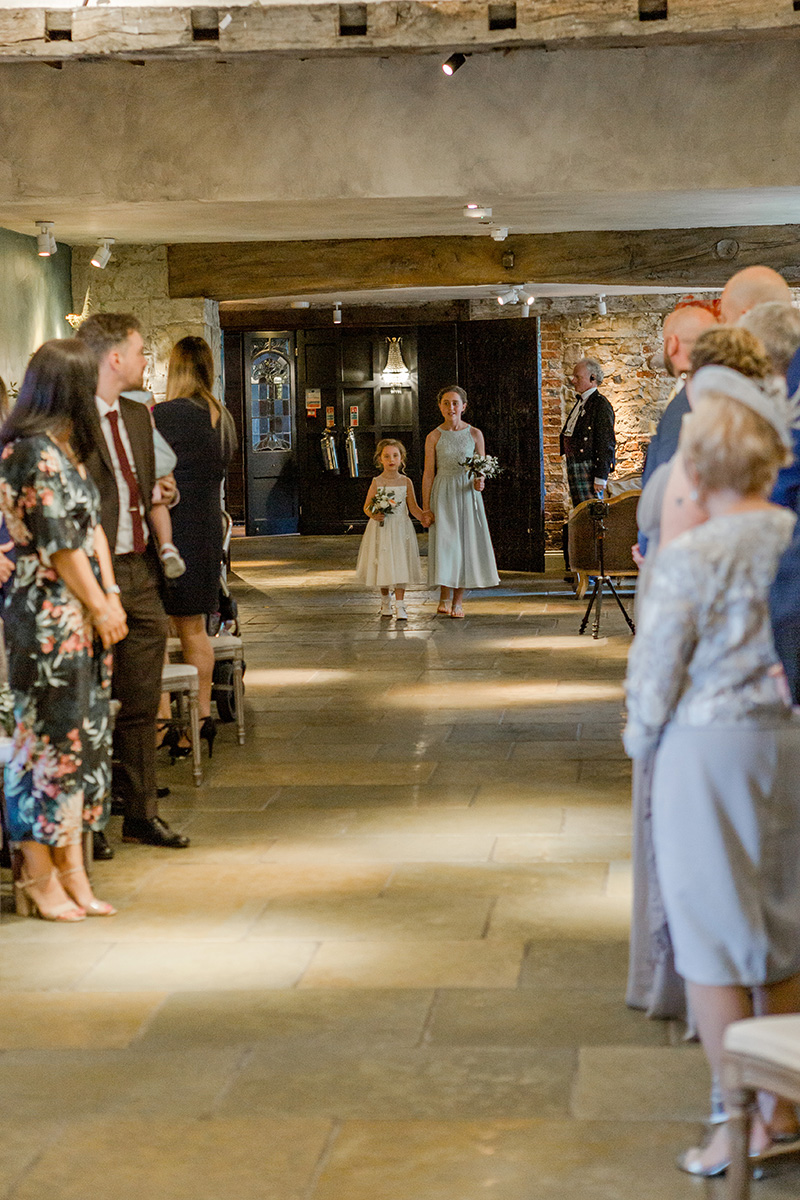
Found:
<box><xmin>85</xmin><ymin>395</ymin><xmax>160</xmax><ymax>551</ymax></box>
<box><xmin>641</xmin><ymin>385</ymin><xmax>689</xmax><ymax>490</ymax></box>
<box><xmin>770</xmin><ymin>512</ymin><xmax>800</xmax><ymax>704</ymax></box>
<box><xmin>559</xmin><ymin>389</ymin><xmax>616</xmax><ymax>480</ymax></box>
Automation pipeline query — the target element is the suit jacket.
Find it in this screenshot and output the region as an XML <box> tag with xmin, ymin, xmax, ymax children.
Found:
<box><xmin>770</xmin><ymin>509</ymin><xmax>800</xmax><ymax>704</ymax></box>
<box><xmin>85</xmin><ymin>395</ymin><xmax>159</xmax><ymax>553</ymax></box>
<box><xmin>559</xmin><ymin>389</ymin><xmax>616</xmax><ymax>480</ymax></box>
<box><xmin>641</xmin><ymin>385</ymin><xmax>689</xmax><ymax>490</ymax></box>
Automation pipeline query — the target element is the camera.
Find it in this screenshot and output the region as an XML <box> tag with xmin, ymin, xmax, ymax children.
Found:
<box><xmin>587</xmin><ymin>500</ymin><xmax>609</xmax><ymax>519</ymax></box>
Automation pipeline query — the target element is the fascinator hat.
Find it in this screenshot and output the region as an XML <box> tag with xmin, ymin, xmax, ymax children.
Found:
<box><xmin>690</xmin><ymin>365</ymin><xmax>799</xmax><ymax>449</ymax></box>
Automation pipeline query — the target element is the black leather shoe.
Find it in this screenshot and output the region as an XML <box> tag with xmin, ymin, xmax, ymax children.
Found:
<box><xmin>93</xmin><ymin>830</ymin><xmax>114</xmax><ymax>860</ymax></box>
<box><xmin>121</xmin><ymin>815</ymin><xmax>190</xmax><ymax>848</ymax></box>
<box><xmin>157</xmin><ymin>786</ymin><xmax>171</xmax><ymax>799</ymax></box>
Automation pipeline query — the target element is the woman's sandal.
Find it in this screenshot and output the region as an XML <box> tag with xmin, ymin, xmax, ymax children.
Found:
<box><xmin>14</xmin><ymin>867</ymin><xmax>85</xmax><ymax>922</ymax></box>
<box><xmin>58</xmin><ymin>866</ymin><xmax>117</xmax><ymax>917</ymax></box>
<box><xmin>450</xmin><ymin>605</ymin><xmax>465</xmax><ymax>619</ymax></box>
<box><xmin>437</xmin><ymin>602</ymin><xmax>452</xmax><ymax>615</ymax></box>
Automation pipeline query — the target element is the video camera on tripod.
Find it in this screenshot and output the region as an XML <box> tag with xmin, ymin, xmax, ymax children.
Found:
<box><xmin>578</xmin><ymin>496</ymin><xmax>636</xmax><ymax>640</ymax></box>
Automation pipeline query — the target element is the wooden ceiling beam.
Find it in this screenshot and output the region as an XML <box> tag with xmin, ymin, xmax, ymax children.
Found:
<box><xmin>1</xmin><ymin>1</ymin><xmax>800</xmax><ymax>62</ymax></box>
<box><xmin>168</xmin><ymin>226</ymin><xmax>800</xmax><ymax>300</ymax></box>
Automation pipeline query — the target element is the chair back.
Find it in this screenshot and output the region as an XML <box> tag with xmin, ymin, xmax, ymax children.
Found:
<box><xmin>568</xmin><ymin>491</ymin><xmax>641</xmax><ymax>575</ymax></box>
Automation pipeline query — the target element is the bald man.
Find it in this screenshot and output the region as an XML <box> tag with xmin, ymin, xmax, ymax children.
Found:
<box><xmin>719</xmin><ymin>265</ymin><xmax>792</xmax><ymax>325</ymax></box>
<box><xmin>641</xmin><ymin>305</ymin><xmax>717</xmax><ymax>489</ymax></box>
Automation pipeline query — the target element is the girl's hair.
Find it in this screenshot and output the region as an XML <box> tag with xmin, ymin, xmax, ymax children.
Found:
<box><xmin>0</xmin><ymin>339</ymin><xmax>98</xmax><ymax>461</ymax></box>
<box><xmin>437</xmin><ymin>384</ymin><xmax>467</xmax><ymax>405</ymax></box>
<box><xmin>681</xmin><ymin>394</ymin><xmax>790</xmax><ymax>497</ymax></box>
<box><xmin>374</xmin><ymin>437</ymin><xmax>407</xmax><ymax>470</ymax></box>
<box><xmin>689</xmin><ymin>326</ymin><xmax>772</xmax><ymax>379</ymax></box>
<box><xmin>165</xmin><ymin>336</ymin><xmax>237</xmax><ymax>460</ymax></box>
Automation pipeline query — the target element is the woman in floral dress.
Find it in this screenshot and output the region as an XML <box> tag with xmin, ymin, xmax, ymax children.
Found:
<box><xmin>0</xmin><ymin>340</ymin><xmax>127</xmax><ymax>921</ymax></box>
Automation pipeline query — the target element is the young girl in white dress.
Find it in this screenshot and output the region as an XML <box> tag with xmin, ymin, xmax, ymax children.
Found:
<box><xmin>355</xmin><ymin>438</ymin><xmax>427</xmax><ymax>619</ymax></box>
<box><xmin>422</xmin><ymin>385</ymin><xmax>499</xmax><ymax>619</ymax></box>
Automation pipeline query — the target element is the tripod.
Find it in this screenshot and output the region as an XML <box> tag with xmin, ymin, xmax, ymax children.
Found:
<box><xmin>578</xmin><ymin>501</ymin><xmax>636</xmax><ymax>639</ymax></box>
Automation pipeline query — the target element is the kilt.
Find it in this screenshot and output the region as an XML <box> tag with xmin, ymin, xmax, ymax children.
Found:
<box><xmin>567</xmin><ymin>458</ymin><xmax>595</xmax><ymax>507</ymax></box>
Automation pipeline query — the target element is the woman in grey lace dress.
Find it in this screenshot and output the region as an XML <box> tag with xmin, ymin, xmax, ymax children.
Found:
<box><xmin>625</xmin><ymin>366</ymin><xmax>800</xmax><ymax>1176</ymax></box>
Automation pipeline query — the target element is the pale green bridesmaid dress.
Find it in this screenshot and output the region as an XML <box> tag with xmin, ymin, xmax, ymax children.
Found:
<box><xmin>427</xmin><ymin>426</ymin><xmax>500</xmax><ymax>589</ymax></box>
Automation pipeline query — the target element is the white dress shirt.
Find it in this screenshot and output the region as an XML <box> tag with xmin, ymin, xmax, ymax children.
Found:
<box><xmin>95</xmin><ymin>395</ymin><xmax>149</xmax><ymax>555</ymax></box>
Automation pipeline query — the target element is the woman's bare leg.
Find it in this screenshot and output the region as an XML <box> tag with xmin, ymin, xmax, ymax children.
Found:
<box><xmin>438</xmin><ymin>586</ymin><xmax>452</xmax><ymax>613</ymax></box>
<box><xmin>451</xmin><ymin>587</ymin><xmax>465</xmax><ymax>617</ymax></box>
<box><xmin>18</xmin><ymin>841</ymin><xmax>81</xmax><ymax>914</ymax></box>
<box><xmin>173</xmin><ymin>614</ymin><xmax>215</xmax><ymax>719</ymax></box>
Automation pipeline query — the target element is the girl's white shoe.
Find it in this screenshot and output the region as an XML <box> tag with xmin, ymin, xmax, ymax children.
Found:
<box><xmin>395</xmin><ymin>601</ymin><xmax>408</xmax><ymax>620</ymax></box>
<box><xmin>380</xmin><ymin>595</ymin><xmax>393</xmax><ymax>617</ymax></box>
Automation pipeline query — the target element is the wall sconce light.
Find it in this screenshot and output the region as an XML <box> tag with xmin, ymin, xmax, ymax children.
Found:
<box><xmin>464</xmin><ymin>204</ymin><xmax>492</xmax><ymax>220</ymax></box>
<box><xmin>598</xmin><ymin>294</ymin><xmax>608</xmax><ymax>316</ymax></box>
<box><xmin>497</xmin><ymin>288</ymin><xmax>519</xmax><ymax>306</ymax></box>
<box><xmin>442</xmin><ymin>52</ymin><xmax>468</xmax><ymax>75</ymax></box>
<box><xmin>382</xmin><ymin>336</ymin><xmax>412</xmax><ymax>394</ymax></box>
<box><xmin>91</xmin><ymin>238</ymin><xmax>115</xmax><ymax>269</ymax></box>
<box><xmin>333</xmin><ymin>303</ymin><xmax>342</xmax><ymax>325</ymax></box>
<box><xmin>36</xmin><ymin>221</ymin><xmax>57</xmax><ymax>257</ymax></box>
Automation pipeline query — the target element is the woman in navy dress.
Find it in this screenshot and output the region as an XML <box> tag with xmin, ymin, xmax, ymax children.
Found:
<box><xmin>153</xmin><ymin>337</ymin><xmax>236</xmax><ymax>756</ymax></box>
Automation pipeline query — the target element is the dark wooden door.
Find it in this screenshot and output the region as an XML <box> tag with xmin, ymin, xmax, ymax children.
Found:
<box><xmin>458</xmin><ymin>317</ymin><xmax>544</xmax><ymax>572</ymax></box>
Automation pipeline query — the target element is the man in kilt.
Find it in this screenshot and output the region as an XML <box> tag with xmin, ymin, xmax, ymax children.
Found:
<box><xmin>560</xmin><ymin>358</ymin><xmax>616</xmax><ymax>508</ymax></box>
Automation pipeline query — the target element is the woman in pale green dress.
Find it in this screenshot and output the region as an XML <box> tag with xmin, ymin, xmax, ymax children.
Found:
<box><xmin>422</xmin><ymin>386</ymin><xmax>499</xmax><ymax>619</ymax></box>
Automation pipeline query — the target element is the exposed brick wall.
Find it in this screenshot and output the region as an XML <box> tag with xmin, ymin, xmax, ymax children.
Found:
<box><xmin>537</xmin><ymin>295</ymin><xmax>680</xmax><ymax>548</ymax></box>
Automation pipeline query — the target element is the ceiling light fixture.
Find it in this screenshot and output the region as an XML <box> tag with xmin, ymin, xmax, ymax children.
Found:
<box><xmin>36</xmin><ymin>221</ymin><xmax>56</xmax><ymax>257</ymax></box>
<box><xmin>442</xmin><ymin>52</ymin><xmax>467</xmax><ymax>75</ymax></box>
<box><xmin>90</xmin><ymin>238</ymin><xmax>115</xmax><ymax>269</ymax></box>
<box><xmin>333</xmin><ymin>302</ymin><xmax>342</xmax><ymax>325</ymax></box>
<box><xmin>598</xmin><ymin>294</ymin><xmax>608</xmax><ymax>316</ymax></box>
<box><xmin>490</xmin><ymin>227</ymin><xmax>509</xmax><ymax>242</ymax></box>
<box><xmin>497</xmin><ymin>288</ymin><xmax>519</xmax><ymax>306</ymax></box>
<box><xmin>291</xmin><ymin>300</ymin><xmax>310</xmax><ymax>309</ymax></box>
<box><xmin>463</xmin><ymin>205</ymin><xmax>492</xmax><ymax>220</ymax></box>
<box><xmin>520</xmin><ymin>287</ymin><xmax>536</xmax><ymax>305</ymax></box>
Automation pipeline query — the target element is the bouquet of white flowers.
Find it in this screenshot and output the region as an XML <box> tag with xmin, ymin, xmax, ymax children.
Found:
<box><xmin>369</xmin><ymin>486</ymin><xmax>399</xmax><ymax>517</ymax></box>
<box><xmin>460</xmin><ymin>454</ymin><xmax>502</xmax><ymax>480</ymax></box>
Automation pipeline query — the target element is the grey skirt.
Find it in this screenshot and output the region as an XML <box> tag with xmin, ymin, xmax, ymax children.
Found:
<box><xmin>652</xmin><ymin>721</ymin><xmax>800</xmax><ymax>988</ymax></box>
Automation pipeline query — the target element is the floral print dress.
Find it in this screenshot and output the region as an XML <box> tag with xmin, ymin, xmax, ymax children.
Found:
<box><xmin>0</xmin><ymin>436</ymin><xmax>112</xmax><ymax>845</ymax></box>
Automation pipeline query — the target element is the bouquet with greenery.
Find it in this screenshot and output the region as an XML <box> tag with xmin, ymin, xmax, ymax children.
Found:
<box><xmin>369</xmin><ymin>486</ymin><xmax>399</xmax><ymax>518</ymax></box>
<box><xmin>460</xmin><ymin>454</ymin><xmax>502</xmax><ymax>480</ymax></box>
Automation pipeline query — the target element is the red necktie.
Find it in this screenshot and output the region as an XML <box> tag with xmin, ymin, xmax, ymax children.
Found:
<box><xmin>106</xmin><ymin>409</ymin><xmax>146</xmax><ymax>553</ymax></box>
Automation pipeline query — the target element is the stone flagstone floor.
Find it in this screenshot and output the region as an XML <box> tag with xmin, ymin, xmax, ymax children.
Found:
<box><xmin>2</xmin><ymin>535</ymin><xmax>800</xmax><ymax>1199</ymax></box>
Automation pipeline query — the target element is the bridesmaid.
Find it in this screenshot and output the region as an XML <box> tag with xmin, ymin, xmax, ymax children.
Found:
<box><xmin>422</xmin><ymin>385</ymin><xmax>499</xmax><ymax>619</ymax></box>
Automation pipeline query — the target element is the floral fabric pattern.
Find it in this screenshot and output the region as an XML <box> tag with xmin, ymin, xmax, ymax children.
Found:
<box><xmin>0</xmin><ymin>436</ymin><xmax>112</xmax><ymax>845</ymax></box>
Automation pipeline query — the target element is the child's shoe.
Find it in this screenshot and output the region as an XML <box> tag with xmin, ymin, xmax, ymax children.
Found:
<box><xmin>395</xmin><ymin>601</ymin><xmax>408</xmax><ymax>620</ymax></box>
<box><xmin>380</xmin><ymin>594</ymin><xmax>393</xmax><ymax>617</ymax></box>
<box><xmin>160</xmin><ymin>543</ymin><xmax>187</xmax><ymax>579</ymax></box>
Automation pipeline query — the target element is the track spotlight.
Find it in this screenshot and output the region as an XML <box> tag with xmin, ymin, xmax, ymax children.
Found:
<box><xmin>36</xmin><ymin>221</ymin><xmax>56</xmax><ymax>257</ymax></box>
<box><xmin>291</xmin><ymin>300</ymin><xmax>310</xmax><ymax>309</ymax></box>
<box><xmin>497</xmin><ymin>288</ymin><xmax>519</xmax><ymax>306</ymax></box>
<box><xmin>333</xmin><ymin>302</ymin><xmax>342</xmax><ymax>325</ymax></box>
<box><xmin>520</xmin><ymin>288</ymin><xmax>536</xmax><ymax>305</ymax></box>
<box><xmin>442</xmin><ymin>52</ymin><xmax>467</xmax><ymax>75</ymax></box>
<box><xmin>598</xmin><ymin>294</ymin><xmax>608</xmax><ymax>316</ymax></box>
<box><xmin>90</xmin><ymin>238</ymin><xmax>115</xmax><ymax>269</ymax></box>
<box><xmin>463</xmin><ymin>204</ymin><xmax>492</xmax><ymax>220</ymax></box>
<box><xmin>490</xmin><ymin>227</ymin><xmax>509</xmax><ymax>242</ymax></box>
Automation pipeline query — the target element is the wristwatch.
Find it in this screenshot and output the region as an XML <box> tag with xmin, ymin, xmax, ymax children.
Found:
<box><xmin>106</xmin><ymin>584</ymin><xmax>122</xmax><ymax>596</ymax></box>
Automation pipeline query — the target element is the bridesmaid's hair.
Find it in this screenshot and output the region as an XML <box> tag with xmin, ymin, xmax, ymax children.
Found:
<box><xmin>437</xmin><ymin>385</ymin><xmax>467</xmax><ymax>405</ymax></box>
<box><xmin>374</xmin><ymin>438</ymin><xmax>407</xmax><ymax>470</ymax></box>
<box><xmin>681</xmin><ymin>395</ymin><xmax>790</xmax><ymax>497</ymax></box>
<box><xmin>0</xmin><ymin>339</ymin><xmax>98</xmax><ymax>461</ymax></box>
<box><xmin>165</xmin><ymin>336</ymin><xmax>237</xmax><ymax>460</ymax></box>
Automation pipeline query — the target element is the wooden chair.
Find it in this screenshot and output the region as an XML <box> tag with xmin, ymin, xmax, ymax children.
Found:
<box><xmin>161</xmin><ymin>662</ymin><xmax>202</xmax><ymax>786</ymax></box>
<box><xmin>723</xmin><ymin>1014</ymin><xmax>800</xmax><ymax>1199</ymax></box>
<box><xmin>167</xmin><ymin>634</ymin><xmax>245</xmax><ymax>746</ymax></box>
<box><xmin>567</xmin><ymin>490</ymin><xmax>641</xmax><ymax>600</ymax></box>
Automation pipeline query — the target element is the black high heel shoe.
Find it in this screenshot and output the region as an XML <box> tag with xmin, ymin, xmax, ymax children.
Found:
<box><xmin>157</xmin><ymin>721</ymin><xmax>191</xmax><ymax>763</ymax></box>
<box><xmin>200</xmin><ymin>716</ymin><xmax>217</xmax><ymax>758</ymax></box>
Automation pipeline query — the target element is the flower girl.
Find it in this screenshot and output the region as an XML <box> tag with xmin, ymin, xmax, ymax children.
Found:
<box><xmin>355</xmin><ymin>439</ymin><xmax>428</xmax><ymax>619</ymax></box>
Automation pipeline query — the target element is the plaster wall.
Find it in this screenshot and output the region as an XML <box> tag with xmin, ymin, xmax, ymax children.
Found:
<box><xmin>2</xmin><ymin>42</ymin><xmax>800</xmax><ymax>242</ymax></box>
<box><xmin>0</xmin><ymin>226</ymin><xmax>72</xmax><ymax>391</ymax></box>
<box><xmin>72</xmin><ymin>245</ymin><xmax>221</xmax><ymax>403</ymax></box>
